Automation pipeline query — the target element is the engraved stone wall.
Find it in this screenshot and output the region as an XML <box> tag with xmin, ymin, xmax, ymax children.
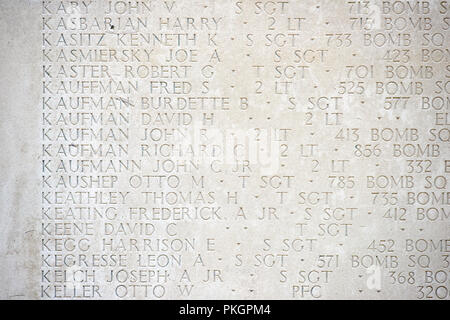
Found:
<box><xmin>0</xmin><ymin>0</ymin><xmax>449</xmax><ymax>299</ymax></box>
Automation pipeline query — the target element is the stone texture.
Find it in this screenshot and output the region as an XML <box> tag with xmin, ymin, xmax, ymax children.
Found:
<box><xmin>0</xmin><ymin>0</ymin><xmax>449</xmax><ymax>299</ymax></box>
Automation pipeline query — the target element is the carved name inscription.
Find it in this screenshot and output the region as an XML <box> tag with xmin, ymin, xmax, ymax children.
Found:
<box><xmin>33</xmin><ymin>0</ymin><xmax>450</xmax><ymax>299</ymax></box>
